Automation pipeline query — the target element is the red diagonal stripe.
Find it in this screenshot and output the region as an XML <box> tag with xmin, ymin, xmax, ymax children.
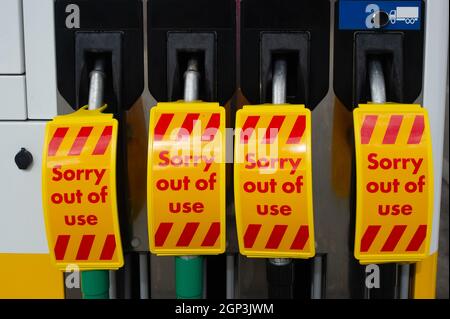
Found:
<box><xmin>265</xmin><ymin>225</ymin><xmax>288</xmax><ymax>249</ymax></box>
<box><xmin>100</xmin><ymin>234</ymin><xmax>116</xmax><ymax>260</ymax></box>
<box><xmin>154</xmin><ymin>113</ymin><xmax>174</xmax><ymax>141</ymax></box>
<box><xmin>240</xmin><ymin>116</ymin><xmax>260</xmax><ymax>144</ymax></box>
<box><xmin>154</xmin><ymin>222</ymin><xmax>173</xmax><ymax>247</ymax></box>
<box><xmin>406</xmin><ymin>225</ymin><xmax>427</xmax><ymax>252</ymax></box>
<box><xmin>201</xmin><ymin>113</ymin><xmax>221</xmax><ymax>142</ymax></box>
<box><xmin>48</xmin><ymin>127</ymin><xmax>69</xmax><ymax>156</ymax></box>
<box><xmin>176</xmin><ymin>222</ymin><xmax>200</xmax><ymax>247</ymax></box>
<box><xmin>360</xmin><ymin>115</ymin><xmax>378</xmax><ymax>144</ymax></box>
<box><xmin>54</xmin><ymin>235</ymin><xmax>70</xmax><ymax>260</ymax></box>
<box><xmin>92</xmin><ymin>126</ymin><xmax>113</xmax><ymax>155</ymax></box>
<box><xmin>290</xmin><ymin>225</ymin><xmax>309</xmax><ymax>250</ymax></box>
<box><xmin>381</xmin><ymin>225</ymin><xmax>407</xmax><ymax>252</ymax></box>
<box><xmin>178</xmin><ymin>113</ymin><xmax>200</xmax><ymax>140</ymax></box>
<box><xmin>360</xmin><ymin>225</ymin><xmax>381</xmax><ymax>252</ymax></box>
<box><xmin>76</xmin><ymin>235</ymin><xmax>95</xmax><ymax>260</ymax></box>
<box><xmin>201</xmin><ymin>222</ymin><xmax>220</xmax><ymax>247</ymax></box>
<box><xmin>382</xmin><ymin>115</ymin><xmax>403</xmax><ymax>144</ymax></box>
<box><xmin>243</xmin><ymin>224</ymin><xmax>262</xmax><ymax>248</ymax></box>
<box><xmin>68</xmin><ymin>126</ymin><xmax>93</xmax><ymax>156</ymax></box>
<box><xmin>407</xmin><ymin>115</ymin><xmax>425</xmax><ymax>144</ymax></box>
<box><xmin>287</xmin><ymin>115</ymin><xmax>306</xmax><ymax>144</ymax></box>
<box><xmin>262</xmin><ymin>116</ymin><xmax>285</xmax><ymax>144</ymax></box>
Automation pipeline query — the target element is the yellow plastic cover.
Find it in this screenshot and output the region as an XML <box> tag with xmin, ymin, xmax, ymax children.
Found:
<box><xmin>42</xmin><ymin>106</ymin><xmax>123</xmax><ymax>270</ymax></box>
<box><xmin>353</xmin><ymin>104</ymin><xmax>433</xmax><ymax>264</ymax></box>
<box><xmin>234</xmin><ymin>105</ymin><xmax>315</xmax><ymax>258</ymax></box>
<box><xmin>147</xmin><ymin>102</ymin><xmax>226</xmax><ymax>255</ymax></box>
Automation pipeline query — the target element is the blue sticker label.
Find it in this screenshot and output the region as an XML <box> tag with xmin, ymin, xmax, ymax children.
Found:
<box><xmin>339</xmin><ymin>1</ymin><xmax>422</xmax><ymax>30</ymax></box>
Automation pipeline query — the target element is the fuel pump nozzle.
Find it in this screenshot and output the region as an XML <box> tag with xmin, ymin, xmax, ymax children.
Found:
<box><xmin>368</xmin><ymin>58</ymin><xmax>386</xmax><ymax>104</ymax></box>
<box><xmin>80</xmin><ymin>57</ymin><xmax>110</xmax><ymax>300</ymax></box>
<box><xmin>184</xmin><ymin>58</ymin><xmax>201</xmax><ymax>102</ymax></box>
<box><xmin>88</xmin><ymin>59</ymin><xmax>106</xmax><ymax>110</ymax></box>
<box><xmin>272</xmin><ymin>59</ymin><xmax>287</xmax><ymax>104</ymax></box>
<box><xmin>175</xmin><ymin>57</ymin><xmax>205</xmax><ymax>300</ymax></box>
<box><xmin>269</xmin><ymin>59</ymin><xmax>291</xmax><ymax>269</ymax></box>
<box><xmin>266</xmin><ymin>59</ymin><xmax>295</xmax><ymax>299</ymax></box>
<box><xmin>367</xmin><ymin>57</ymin><xmax>410</xmax><ymax>300</ymax></box>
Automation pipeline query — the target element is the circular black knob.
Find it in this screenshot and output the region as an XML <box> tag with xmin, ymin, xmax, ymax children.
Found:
<box><xmin>373</xmin><ymin>11</ymin><xmax>390</xmax><ymax>28</ymax></box>
<box><xmin>15</xmin><ymin>148</ymin><xmax>33</xmax><ymax>170</ymax></box>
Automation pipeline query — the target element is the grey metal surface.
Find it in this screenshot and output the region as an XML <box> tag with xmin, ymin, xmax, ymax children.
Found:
<box><xmin>437</xmin><ymin>73</ymin><xmax>449</xmax><ymax>299</ymax></box>
<box><xmin>368</xmin><ymin>59</ymin><xmax>386</xmax><ymax>104</ymax></box>
<box><xmin>151</xmin><ymin>256</ymin><xmax>176</xmax><ymax>298</ymax></box>
<box><xmin>125</xmin><ymin>0</ymin><xmax>151</xmax><ymax>254</ymax></box>
<box><xmin>109</xmin><ymin>270</ymin><xmax>117</xmax><ymax>299</ymax></box>
<box><xmin>184</xmin><ymin>59</ymin><xmax>200</xmax><ymax>102</ymax></box>
<box><xmin>309</xmin><ymin>1</ymin><xmax>355</xmax><ymax>298</ymax></box>
<box><xmin>203</xmin><ymin>258</ymin><xmax>207</xmax><ymax>299</ymax></box>
<box><xmin>437</xmin><ymin>181</ymin><xmax>449</xmax><ymax>299</ymax></box>
<box><xmin>311</xmin><ymin>256</ymin><xmax>323</xmax><ymax>299</ymax></box>
<box><xmin>272</xmin><ymin>59</ymin><xmax>287</xmax><ymax>104</ymax></box>
<box><xmin>237</xmin><ymin>256</ymin><xmax>268</xmax><ymax>298</ymax></box>
<box><xmin>269</xmin><ymin>258</ymin><xmax>291</xmax><ymax>266</ymax></box>
<box><xmin>88</xmin><ymin>60</ymin><xmax>106</xmax><ymax>111</ymax></box>
<box><xmin>124</xmin><ymin>254</ymin><xmax>133</xmax><ymax>299</ymax></box>
<box><xmin>139</xmin><ymin>253</ymin><xmax>149</xmax><ymax>299</ymax></box>
<box><xmin>398</xmin><ymin>264</ymin><xmax>410</xmax><ymax>299</ymax></box>
<box><xmin>226</xmin><ymin>254</ymin><xmax>235</xmax><ymax>299</ymax></box>
<box><xmin>311</xmin><ymin>88</ymin><xmax>353</xmax><ymax>298</ymax></box>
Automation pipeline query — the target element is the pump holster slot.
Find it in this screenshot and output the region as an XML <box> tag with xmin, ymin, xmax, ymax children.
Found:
<box><xmin>354</xmin><ymin>32</ymin><xmax>404</xmax><ymax>106</ymax></box>
<box><xmin>75</xmin><ymin>32</ymin><xmax>123</xmax><ymax>114</ymax></box>
<box><xmin>167</xmin><ymin>32</ymin><xmax>216</xmax><ymax>102</ymax></box>
<box><xmin>260</xmin><ymin>32</ymin><xmax>310</xmax><ymax>105</ymax></box>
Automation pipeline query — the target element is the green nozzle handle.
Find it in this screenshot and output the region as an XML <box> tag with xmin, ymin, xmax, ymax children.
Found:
<box><xmin>175</xmin><ymin>256</ymin><xmax>204</xmax><ymax>299</ymax></box>
<box><xmin>81</xmin><ymin>270</ymin><xmax>109</xmax><ymax>299</ymax></box>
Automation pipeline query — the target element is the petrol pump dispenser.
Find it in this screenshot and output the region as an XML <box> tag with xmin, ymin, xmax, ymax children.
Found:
<box><xmin>0</xmin><ymin>0</ymin><xmax>448</xmax><ymax>301</ymax></box>
<box><xmin>42</xmin><ymin>0</ymin><xmax>144</xmax><ymax>298</ymax></box>
<box><xmin>236</xmin><ymin>0</ymin><xmax>330</xmax><ymax>299</ymax></box>
<box><xmin>334</xmin><ymin>0</ymin><xmax>441</xmax><ymax>299</ymax></box>
<box><xmin>146</xmin><ymin>0</ymin><xmax>235</xmax><ymax>299</ymax></box>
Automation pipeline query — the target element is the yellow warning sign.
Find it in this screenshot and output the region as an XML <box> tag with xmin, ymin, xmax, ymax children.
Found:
<box><xmin>42</xmin><ymin>106</ymin><xmax>123</xmax><ymax>270</ymax></box>
<box><xmin>234</xmin><ymin>105</ymin><xmax>315</xmax><ymax>258</ymax></box>
<box><xmin>353</xmin><ymin>104</ymin><xmax>433</xmax><ymax>264</ymax></box>
<box><xmin>147</xmin><ymin>102</ymin><xmax>226</xmax><ymax>255</ymax></box>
